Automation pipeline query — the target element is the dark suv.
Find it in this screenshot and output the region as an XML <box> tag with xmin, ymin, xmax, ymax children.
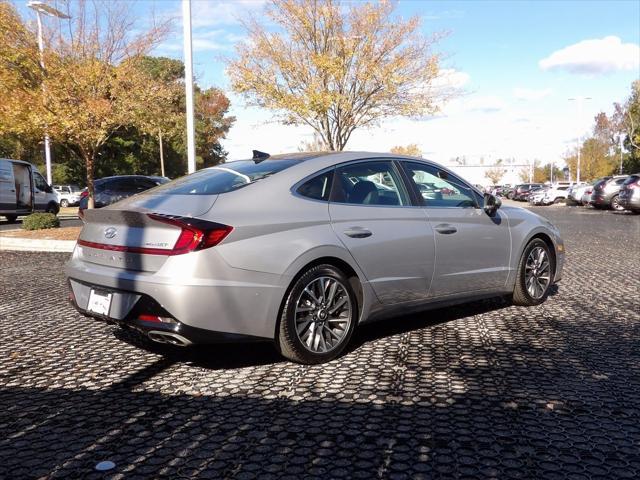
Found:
<box><xmin>78</xmin><ymin>175</ymin><xmax>169</xmax><ymax>218</ymax></box>
<box><xmin>513</xmin><ymin>183</ymin><xmax>543</xmax><ymax>201</ymax></box>
<box><xmin>618</xmin><ymin>173</ymin><xmax>640</xmax><ymax>213</ymax></box>
<box><xmin>590</xmin><ymin>175</ymin><xmax>628</xmax><ymax>210</ymax></box>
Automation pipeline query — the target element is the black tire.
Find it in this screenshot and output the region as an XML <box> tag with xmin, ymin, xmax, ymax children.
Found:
<box><xmin>610</xmin><ymin>195</ymin><xmax>624</xmax><ymax>211</ymax></box>
<box><xmin>512</xmin><ymin>238</ymin><xmax>555</xmax><ymax>306</ymax></box>
<box><xmin>4</xmin><ymin>215</ymin><xmax>17</xmax><ymax>223</ymax></box>
<box><xmin>45</xmin><ymin>202</ymin><xmax>60</xmax><ymax>215</ymax></box>
<box><xmin>60</xmin><ymin>199</ymin><xmax>69</xmax><ymax>208</ymax></box>
<box><xmin>277</xmin><ymin>264</ymin><xmax>358</xmax><ymax>364</ymax></box>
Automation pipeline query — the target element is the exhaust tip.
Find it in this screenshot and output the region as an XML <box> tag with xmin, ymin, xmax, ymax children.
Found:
<box><xmin>148</xmin><ymin>331</ymin><xmax>192</xmax><ymax>347</ymax></box>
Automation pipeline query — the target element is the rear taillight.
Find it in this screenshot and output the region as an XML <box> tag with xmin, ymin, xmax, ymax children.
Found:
<box><xmin>77</xmin><ymin>214</ymin><xmax>233</xmax><ymax>256</ymax></box>
<box><xmin>148</xmin><ymin>214</ymin><xmax>233</xmax><ymax>254</ymax></box>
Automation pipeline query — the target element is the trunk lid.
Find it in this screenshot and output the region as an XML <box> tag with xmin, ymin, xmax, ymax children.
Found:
<box><xmin>77</xmin><ymin>194</ymin><xmax>219</xmax><ymax>272</ymax></box>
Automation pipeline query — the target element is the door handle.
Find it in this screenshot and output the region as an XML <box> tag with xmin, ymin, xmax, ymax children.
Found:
<box><xmin>343</xmin><ymin>227</ymin><xmax>372</xmax><ymax>238</ymax></box>
<box><xmin>435</xmin><ymin>223</ymin><xmax>457</xmax><ymax>234</ymax></box>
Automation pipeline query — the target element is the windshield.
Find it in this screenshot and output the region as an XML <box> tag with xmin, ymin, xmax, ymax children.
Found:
<box><xmin>149</xmin><ymin>159</ymin><xmax>299</xmax><ymax>196</ymax></box>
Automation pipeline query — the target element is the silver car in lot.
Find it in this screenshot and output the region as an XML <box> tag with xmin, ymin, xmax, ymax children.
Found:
<box><xmin>65</xmin><ymin>152</ymin><xmax>565</xmax><ymax>364</ymax></box>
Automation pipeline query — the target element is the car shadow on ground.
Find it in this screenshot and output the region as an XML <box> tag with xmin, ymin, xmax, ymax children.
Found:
<box><xmin>113</xmin><ymin>289</ymin><xmax>563</xmax><ymax>371</ymax></box>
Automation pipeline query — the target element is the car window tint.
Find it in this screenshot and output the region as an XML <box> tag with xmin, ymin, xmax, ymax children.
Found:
<box><xmin>332</xmin><ymin>161</ymin><xmax>409</xmax><ymax>206</ymax></box>
<box><xmin>615</xmin><ymin>178</ymin><xmax>627</xmax><ymax>185</ymax></box>
<box><xmin>297</xmin><ymin>171</ymin><xmax>333</xmax><ymax>201</ymax></box>
<box><xmin>151</xmin><ymin>159</ymin><xmax>299</xmax><ymax>196</ymax></box>
<box><xmin>623</xmin><ymin>175</ymin><xmax>639</xmax><ymax>185</ymax></box>
<box><xmin>108</xmin><ymin>178</ymin><xmax>138</xmax><ymax>192</ymax></box>
<box><xmin>135</xmin><ymin>178</ymin><xmax>158</xmax><ymax>190</ymax></box>
<box><xmin>403</xmin><ymin>162</ymin><xmax>478</xmax><ymax>208</ymax></box>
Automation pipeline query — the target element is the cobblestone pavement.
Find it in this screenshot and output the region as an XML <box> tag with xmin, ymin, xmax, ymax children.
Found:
<box><xmin>1</xmin><ymin>205</ymin><xmax>639</xmax><ymax>479</ymax></box>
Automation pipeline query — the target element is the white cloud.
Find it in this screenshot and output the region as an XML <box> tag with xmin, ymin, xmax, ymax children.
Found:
<box><xmin>191</xmin><ymin>0</ymin><xmax>267</xmax><ymax>28</ymax></box>
<box><xmin>433</xmin><ymin>68</ymin><xmax>471</xmax><ymax>89</ymax></box>
<box><xmin>513</xmin><ymin>87</ymin><xmax>552</xmax><ymax>101</ymax></box>
<box><xmin>539</xmin><ymin>36</ymin><xmax>640</xmax><ymax>74</ymax></box>
<box><xmin>464</xmin><ymin>95</ymin><xmax>507</xmax><ymax>113</ymax></box>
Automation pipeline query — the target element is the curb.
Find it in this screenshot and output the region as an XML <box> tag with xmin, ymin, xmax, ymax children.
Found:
<box><xmin>0</xmin><ymin>236</ymin><xmax>76</xmax><ymax>253</ymax></box>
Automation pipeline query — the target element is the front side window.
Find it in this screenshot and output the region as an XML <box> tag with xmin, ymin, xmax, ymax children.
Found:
<box><xmin>332</xmin><ymin>161</ymin><xmax>409</xmax><ymax>206</ymax></box>
<box><xmin>402</xmin><ymin>162</ymin><xmax>478</xmax><ymax>208</ymax></box>
<box><xmin>297</xmin><ymin>170</ymin><xmax>333</xmax><ymax>201</ymax></box>
<box><xmin>33</xmin><ymin>172</ymin><xmax>48</xmax><ymax>191</ymax></box>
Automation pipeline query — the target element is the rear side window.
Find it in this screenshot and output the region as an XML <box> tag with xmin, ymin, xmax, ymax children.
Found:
<box><xmin>614</xmin><ymin>177</ymin><xmax>627</xmax><ymax>185</ymax></box>
<box><xmin>151</xmin><ymin>160</ymin><xmax>299</xmax><ymax>195</ymax></box>
<box><xmin>297</xmin><ymin>170</ymin><xmax>333</xmax><ymax>201</ymax></box>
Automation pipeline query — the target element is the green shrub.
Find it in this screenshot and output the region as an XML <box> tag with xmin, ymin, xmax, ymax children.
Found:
<box><xmin>22</xmin><ymin>213</ymin><xmax>60</xmax><ymax>231</ymax></box>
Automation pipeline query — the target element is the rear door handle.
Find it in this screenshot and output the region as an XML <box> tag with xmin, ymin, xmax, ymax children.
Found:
<box><xmin>344</xmin><ymin>227</ymin><xmax>372</xmax><ymax>238</ymax></box>
<box><xmin>435</xmin><ymin>223</ymin><xmax>457</xmax><ymax>235</ymax></box>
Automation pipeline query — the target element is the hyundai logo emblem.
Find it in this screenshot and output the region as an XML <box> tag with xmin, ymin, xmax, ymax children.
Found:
<box><xmin>104</xmin><ymin>227</ymin><xmax>117</xmax><ymax>239</ymax></box>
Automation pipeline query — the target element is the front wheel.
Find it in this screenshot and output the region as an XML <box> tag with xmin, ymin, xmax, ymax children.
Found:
<box><xmin>60</xmin><ymin>199</ymin><xmax>69</xmax><ymax>208</ymax></box>
<box><xmin>4</xmin><ymin>215</ymin><xmax>17</xmax><ymax>223</ymax></box>
<box><xmin>45</xmin><ymin>202</ymin><xmax>60</xmax><ymax>215</ymax></box>
<box><xmin>277</xmin><ymin>264</ymin><xmax>358</xmax><ymax>364</ymax></box>
<box><xmin>512</xmin><ymin>239</ymin><xmax>554</xmax><ymax>306</ymax></box>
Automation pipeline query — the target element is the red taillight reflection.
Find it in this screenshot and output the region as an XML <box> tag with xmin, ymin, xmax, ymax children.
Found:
<box><xmin>77</xmin><ymin>214</ymin><xmax>233</xmax><ymax>256</ymax></box>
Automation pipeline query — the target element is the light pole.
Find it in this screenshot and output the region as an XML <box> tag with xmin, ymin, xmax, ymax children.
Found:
<box><xmin>182</xmin><ymin>0</ymin><xmax>196</xmax><ymax>174</ymax></box>
<box><xmin>27</xmin><ymin>1</ymin><xmax>70</xmax><ymax>186</ymax></box>
<box><xmin>568</xmin><ymin>96</ymin><xmax>592</xmax><ymax>183</ymax></box>
<box><xmin>619</xmin><ymin>135</ymin><xmax>624</xmax><ymax>174</ymax></box>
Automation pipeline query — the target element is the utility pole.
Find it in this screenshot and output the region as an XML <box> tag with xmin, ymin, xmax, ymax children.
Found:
<box><xmin>27</xmin><ymin>1</ymin><xmax>71</xmax><ymax>185</ymax></box>
<box><xmin>182</xmin><ymin>0</ymin><xmax>196</xmax><ymax>174</ymax></box>
<box><xmin>568</xmin><ymin>96</ymin><xmax>592</xmax><ymax>183</ymax></box>
<box><xmin>619</xmin><ymin>136</ymin><xmax>624</xmax><ymax>174</ymax></box>
<box><xmin>159</xmin><ymin>130</ymin><xmax>165</xmax><ymax>178</ymax></box>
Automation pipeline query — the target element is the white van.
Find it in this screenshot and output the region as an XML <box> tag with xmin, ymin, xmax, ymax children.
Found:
<box><xmin>0</xmin><ymin>158</ymin><xmax>60</xmax><ymax>222</ymax></box>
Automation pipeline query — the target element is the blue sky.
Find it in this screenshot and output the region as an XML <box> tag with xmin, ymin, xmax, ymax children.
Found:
<box><xmin>23</xmin><ymin>0</ymin><xmax>640</xmax><ymax>165</ymax></box>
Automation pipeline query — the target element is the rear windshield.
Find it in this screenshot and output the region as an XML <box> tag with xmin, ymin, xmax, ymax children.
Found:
<box><xmin>149</xmin><ymin>160</ymin><xmax>299</xmax><ymax>195</ymax></box>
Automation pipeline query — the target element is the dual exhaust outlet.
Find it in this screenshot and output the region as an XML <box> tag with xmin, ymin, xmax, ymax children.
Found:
<box><xmin>147</xmin><ymin>330</ymin><xmax>192</xmax><ymax>347</ymax></box>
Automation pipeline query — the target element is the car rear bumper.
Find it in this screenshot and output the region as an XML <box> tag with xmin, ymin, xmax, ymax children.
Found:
<box><xmin>65</xmin><ymin>248</ymin><xmax>287</xmax><ymax>341</ymax></box>
<box><xmin>67</xmin><ymin>279</ymin><xmax>265</xmax><ymax>345</ymax></box>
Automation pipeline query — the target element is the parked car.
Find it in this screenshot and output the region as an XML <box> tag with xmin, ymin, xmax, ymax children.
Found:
<box><xmin>528</xmin><ymin>187</ymin><xmax>549</xmax><ymax>205</ymax></box>
<box><xmin>54</xmin><ymin>184</ymin><xmax>82</xmax><ymax>207</ymax></box>
<box><xmin>618</xmin><ymin>173</ymin><xmax>640</xmax><ymax>213</ymax></box>
<box><xmin>0</xmin><ymin>158</ymin><xmax>59</xmax><ymax>222</ymax></box>
<box><xmin>66</xmin><ymin>152</ymin><xmax>565</xmax><ymax>364</ymax></box>
<box><xmin>78</xmin><ymin>175</ymin><xmax>170</xmax><ymax>218</ymax></box>
<box><xmin>566</xmin><ymin>182</ymin><xmax>590</xmax><ymax>205</ymax></box>
<box><xmin>590</xmin><ymin>175</ymin><xmax>629</xmax><ymax>210</ymax></box>
<box><xmin>513</xmin><ymin>183</ymin><xmax>544</xmax><ymax>201</ymax></box>
<box><xmin>539</xmin><ymin>184</ymin><xmax>571</xmax><ymax>205</ymax></box>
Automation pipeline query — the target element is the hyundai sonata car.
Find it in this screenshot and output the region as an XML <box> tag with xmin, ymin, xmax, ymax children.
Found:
<box><xmin>66</xmin><ymin>152</ymin><xmax>565</xmax><ymax>364</ymax></box>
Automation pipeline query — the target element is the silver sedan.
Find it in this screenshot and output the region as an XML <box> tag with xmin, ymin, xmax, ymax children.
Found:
<box><xmin>65</xmin><ymin>152</ymin><xmax>565</xmax><ymax>364</ymax></box>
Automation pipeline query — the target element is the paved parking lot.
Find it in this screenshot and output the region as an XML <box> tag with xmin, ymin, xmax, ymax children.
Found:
<box><xmin>1</xmin><ymin>205</ymin><xmax>639</xmax><ymax>479</ymax></box>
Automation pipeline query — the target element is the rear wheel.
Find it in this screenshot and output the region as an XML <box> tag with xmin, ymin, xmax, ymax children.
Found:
<box><xmin>277</xmin><ymin>264</ymin><xmax>357</xmax><ymax>364</ymax></box>
<box><xmin>513</xmin><ymin>239</ymin><xmax>554</xmax><ymax>306</ymax></box>
<box><xmin>4</xmin><ymin>215</ymin><xmax>17</xmax><ymax>223</ymax></box>
<box><xmin>610</xmin><ymin>195</ymin><xmax>624</xmax><ymax>211</ymax></box>
<box><xmin>60</xmin><ymin>199</ymin><xmax>69</xmax><ymax>208</ymax></box>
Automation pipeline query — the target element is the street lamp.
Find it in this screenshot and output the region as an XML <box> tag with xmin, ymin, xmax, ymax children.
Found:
<box><xmin>182</xmin><ymin>0</ymin><xmax>196</xmax><ymax>174</ymax></box>
<box><xmin>568</xmin><ymin>96</ymin><xmax>592</xmax><ymax>183</ymax></box>
<box><xmin>27</xmin><ymin>1</ymin><xmax>70</xmax><ymax>186</ymax></box>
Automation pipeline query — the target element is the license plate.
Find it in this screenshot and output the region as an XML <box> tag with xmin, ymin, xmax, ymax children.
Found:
<box><xmin>87</xmin><ymin>289</ymin><xmax>113</xmax><ymax>316</ymax></box>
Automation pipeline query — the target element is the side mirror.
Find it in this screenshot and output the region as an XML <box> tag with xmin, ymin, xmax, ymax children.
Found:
<box><xmin>483</xmin><ymin>193</ymin><xmax>501</xmax><ymax>215</ymax></box>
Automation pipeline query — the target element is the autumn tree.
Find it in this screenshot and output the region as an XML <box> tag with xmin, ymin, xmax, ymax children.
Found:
<box><xmin>0</xmin><ymin>0</ymin><xmax>174</xmax><ymax>207</ymax></box>
<box><xmin>390</xmin><ymin>144</ymin><xmax>422</xmax><ymax>157</ymax></box>
<box><xmin>484</xmin><ymin>160</ymin><xmax>506</xmax><ymax>185</ymax></box>
<box><xmin>228</xmin><ymin>0</ymin><xmax>452</xmax><ymax>151</ymax></box>
<box><xmin>298</xmin><ymin>132</ymin><xmax>329</xmax><ymax>152</ymax></box>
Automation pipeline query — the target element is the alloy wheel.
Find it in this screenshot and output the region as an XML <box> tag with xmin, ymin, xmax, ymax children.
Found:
<box><xmin>294</xmin><ymin>276</ymin><xmax>352</xmax><ymax>353</ymax></box>
<box><xmin>525</xmin><ymin>246</ymin><xmax>551</xmax><ymax>299</ymax></box>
